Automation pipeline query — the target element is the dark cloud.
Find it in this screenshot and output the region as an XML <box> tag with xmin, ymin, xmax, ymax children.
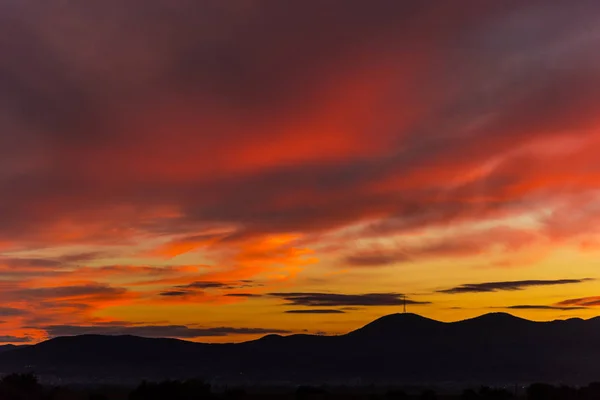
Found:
<box><xmin>0</xmin><ymin>254</ymin><xmax>111</xmax><ymax>279</ymax></box>
<box><xmin>159</xmin><ymin>291</ymin><xmax>189</xmax><ymax>297</ymax></box>
<box><xmin>439</xmin><ymin>279</ymin><xmax>592</xmax><ymax>294</ymax></box>
<box><xmin>160</xmin><ymin>280</ymin><xmax>262</xmax><ymax>297</ymax></box>
<box><xmin>0</xmin><ymin>336</ymin><xmax>33</xmax><ymax>344</ymax></box>
<box><xmin>0</xmin><ymin>307</ymin><xmax>27</xmax><ymax>317</ymax></box>
<box><xmin>38</xmin><ymin>302</ymin><xmax>93</xmax><ymax>312</ymax></box>
<box><xmin>0</xmin><ymin>0</ymin><xmax>437</xmax><ymax>235</ymax></box>
<box><xmin>0</xmin><ymin>253</ymin><xmax>111</xmax><ymax>269</ymax></box>
<box><xmin>285</xmin><ymin>309</ymin><xmax>345</xmax><ymax>314</ymax></box>
<box><xmin>1</xmin><ymin>0</ymin><xmax>598</xmax><ymax>247</ymax></box>
<box><xmin>556</xmin><ymin>296</ymin><xmax>600</xmax><ymax>307</ymax></box>
<box><xmin>19</xmin><ymin>284</ymin><xmax>128</xmax><ymax>300</ymax></box>
<box><xmin>269</xmin><ymin>292</ymin><xmax>430</xmax><ymax>307</ymax></box>
<box><xmin>0</xmin><ymin>257</ymin><xmax>62</xmax><ymax>268</ymax></box>
<box><xmin>4</xmin><ymin>284</ymin><xmax>132</xmax><ymax>322</ymax></box>
<box><xmin>178</xmin><ymin>281</ymin><xmax>233</xmax><ymax>290</ymax></box>
<box><xmin>57</xmin><ymin>252</ymin><xmax>109</xmax><ymax>263</ymax></box>
<box><xmin>345</xmin><ymin>252</ymin><xmax>410</xmax><ymax>267</ymax></box>
<box><xmin>92</xmin><ymin>265</ymin><xmax>195</xmax><ymax>276</ymax></box>
<box><xmin>43</xmin><ymin>324</ymin><xmax>291</xmax><ymax>339</ymax></box>
<box><xmin>415</xmin><ymin>241</ymin><xmax>489</xmax><ymax>258</ymax></box>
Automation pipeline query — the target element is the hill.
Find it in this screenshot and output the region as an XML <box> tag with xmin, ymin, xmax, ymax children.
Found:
<box><xmin>1</xmin><ymin>313</ymin><xmax>599</xmax><ymax>384</ymax></box>
<box><xmin>0</xmin><ymin>345</ymin><xmax>25</xmax><ymax>354</ymax></box>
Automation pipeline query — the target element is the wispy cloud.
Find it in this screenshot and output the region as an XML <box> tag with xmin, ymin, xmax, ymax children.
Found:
<box><xmin>0</xmin><ymin>336</ymin><xmax>33</xmax><ymax>344</ymax></box>
<box><xmin>284</xmin><ymin>309</ymin><xmax>346</xmax><ymax>314</ymax></box>
<box><xmin>159</xmin><ymin>291</ymin><xmax>190</xmax><ymax>297</ymax></box>
<box><xmin>439</xmin><ymin>279</ymin><xmax>593</xmax><ymax>294</ymax></box>
<box><xmin>158</xmin><ymin>280</ymin><xmax>262</xmax><ymax>298</ymax></box>
<box><xmin>556</xmin><ymin>296</ymin><xmax>600</xmax><ymax>307</ymax></box>
<box><xmin>0</xmin><ymin>307</ymin><xmax>28</xmax><ymax>317</ymax></box>
<box><xmin>270</xmin><ymin>292</ymin><xmax>429</xmax><ymax>307</ymax></box>
<box><xmin>344</xmin><ymin>252</ymin><xmax>410</xmax><ymax>267</ymax></box>
<box><xmin>179</xmin><ymin>281</ymin><xmax>234</xmax><ymax>290</ymax></box>
<box><xmin>43</xmin><ymin>324</ymin><xmax>291</xmax><ymax>339</ymax></box>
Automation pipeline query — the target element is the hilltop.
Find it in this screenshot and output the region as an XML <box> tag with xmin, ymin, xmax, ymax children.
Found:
<box><xmin>0</xmin><ymin>313</ymin><xmax>599</xmax><ymax>384</ymax></box>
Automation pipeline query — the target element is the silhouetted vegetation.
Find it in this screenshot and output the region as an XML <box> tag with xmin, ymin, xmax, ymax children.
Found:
<box><xmin>129</xmin><ymin>379</ymin><xmax>212</xmax><ymax>400</ymax></box>
<box><xmin>386</xmin><ymin>389</ymin><xmax>409</xmax><ymax>400</ymax></box>
<box><xmin>419</xmin><ymin>389</ymin><xmax>438</xmax><ymax>400</ymax></box>
<box><xmin>8</xmin><ymin>375</ymin><xmax>600</xmax><ymax>399</ymax></box>
<box><xmin>0</xmin><ymin>373</ymin><xmax>43</xmax><ymax>400</ymax></box>
<box><xmin>296</xmin><ymin>385</ymin><xmax>329</xmax><ymax>399</ymax></box>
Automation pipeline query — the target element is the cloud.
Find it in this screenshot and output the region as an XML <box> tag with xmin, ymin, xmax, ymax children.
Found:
<box><xmin>1</xmin><ymin>0</ymin><xmax>600</xmax><ymax>339</ymax></box>
<box><xmin>0</xmin><ymin>307</ymin><xmax>27</xmax><ymax>317</ymax></box>
<box><xmin>159</xmin><ymin>291</ymin><xmax>189</xmax><ymax>297</ymax></box>
<box><xmin>43</xmin><ymin>324</ymin><xmax>291</xmax><ymax>339</ymax></box>
<box><xmin>178</xmin><ymin>281</ymin><xmax>234</xmax><ymax>290</ymax></box>
<box><xmin>498</xmin><ymin>305</ymin><xmax>588</xmax><ymax>311</ymax></box>
<box><xmin>0</xmin><ymin>252</ymin><xmax>111</xmax><ymax>271</ymax></box>
<box><xmin>1</xmin><ymin>1</ymin><xmax>599</xmax><ymax>248</ymax></box>
<box><xmin>344</xmin><ymin>252</ymin><xmax>410</xmax><ymax>267</ymax></box>
<box><xmin>17</xmin><ymin>284</ymin><xmax>129</xmax><ymax>301</ymax></box>
<box><xmin>0</xmin><ymin>283</ymin><xmax>135</xmax><ymax>328</ymax></box>
<box><xmin>269</xmin><ymin>292</ymin><xmax>430</xmax><ymax>307</ymax></box>
<box><xmin>439</xmin><ymin>279</ymin><xmax>592</xmax><ymax>294</ymax></box>
<box><xmin>284</xmin><ymin>309</ymin><xmax>345</xmax><ymax>314</ymax></box>
<box><xmin>157</xmin><ymin>281</ymin><xmax>231</xmax><ymax>297</ymax></box>
<box><xmin>556</xmin><ymin>296</ymin><xmax>600</xmax><ymax>307</ymax></box>
<box><xmin>0</xmin><ymin>0</ymin><xmax>437</xmax><ymax>246</ymax></box>
<box><xmin>45</xmin><ymin>265</ymin><xmax>201</xmax><ymax>285</ymax></box>
<box><xmin>158</xmin><ymin>280</ymin><xmax>263</xmax><ymax>298</ymax></box>
<box><xmin>0</xmin><ymin>258</ymin><xmax>63</xmax><ymax>268</ymax></box>
<box><xmin>0</xmin><ymin>336</ymin><xmax>33</xmax><ymax>344</ymax></box>
<box><xmin>338</xmin><ymin>225</ymin><xmax>545</xmax><ymax>270</ymax></box>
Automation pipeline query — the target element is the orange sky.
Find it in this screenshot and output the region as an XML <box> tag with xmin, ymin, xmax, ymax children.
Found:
<box><xmin>2</xmin><ymin>0</ymin><xmax>600</xmax><ymax>344</ymax></box>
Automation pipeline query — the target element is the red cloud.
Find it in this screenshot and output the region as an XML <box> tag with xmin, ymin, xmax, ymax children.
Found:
<box><xmin>1</xmin><ymin>0</ymin><xmax>600</xmax><ymax>340</ymax></box>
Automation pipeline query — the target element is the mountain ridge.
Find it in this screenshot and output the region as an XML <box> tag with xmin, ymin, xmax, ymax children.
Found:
<box><xmin>1</xmin><ymin>312</ymin><xmax>599</xmax><ymax>384</ymax></box>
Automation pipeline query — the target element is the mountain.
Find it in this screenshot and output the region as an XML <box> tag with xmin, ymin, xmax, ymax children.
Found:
<box><xmin>347</xmin><ymin>313</ymin><xmax>443</xmax><ymax>339</ymax></box>
<box><xmin>0</xmin><ymin>345</ymin><xmax>25</xmax><ymax>354</ymax></box>
<box><xmin>1</xmin><ymin>313</ymin><xmax>599</xmax><ymax>384</ymax></box>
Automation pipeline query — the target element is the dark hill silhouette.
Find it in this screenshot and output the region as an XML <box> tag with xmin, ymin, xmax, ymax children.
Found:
<box><xmin>348</xmin><ymin>313</ymin><xmax>443</xmax><ymax>339</ymax></box>
<box><xmin>456</xmin><ymin>312</ymin><xmax>532</xmax><ymax>326</ymax></box>
<box><xmin>0</xmin><ymin>345</ymin><xmax>24</xmax><ymax>354</ymax></box>
<box><xmin>1</xmin><ymin>313</ymin><xmax>599</xmax><ymax>384</ymax></box>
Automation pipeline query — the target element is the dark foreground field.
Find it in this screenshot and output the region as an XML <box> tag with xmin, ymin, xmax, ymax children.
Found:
<box><xmin>0</xmin><ymin>373</ymin><xmax>599</xmax><ymax>400</ymax></box>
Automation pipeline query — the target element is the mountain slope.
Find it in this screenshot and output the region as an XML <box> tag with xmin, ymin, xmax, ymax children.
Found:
<box><xmin>0</xmin><ymin>344</ymin><xmax>25</xmax><ymax>354</ymax></box>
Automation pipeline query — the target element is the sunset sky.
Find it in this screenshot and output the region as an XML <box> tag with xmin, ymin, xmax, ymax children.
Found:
<box><xmin>2</xmin><ymin>0</ymin><xmax>600</xmax><ymax>344</ymax></box>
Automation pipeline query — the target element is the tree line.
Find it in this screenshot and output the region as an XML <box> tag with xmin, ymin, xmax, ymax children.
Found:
<box><xmin>2</xmin><ymin>373</ymin><xmax>600</xmax><ymax>400</ymax></box>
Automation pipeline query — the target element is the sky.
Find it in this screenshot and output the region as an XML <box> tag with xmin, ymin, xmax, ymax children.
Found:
<box><xmin>2</xmin><ymin>0</ymin><xmax>600</xmax><ymax>344</ymax></box>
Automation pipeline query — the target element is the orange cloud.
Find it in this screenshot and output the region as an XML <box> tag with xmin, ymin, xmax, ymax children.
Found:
<box><xmin>2</xmin><ymin>0</ymin><xmax>600</xmax><ymax>340</ymax></box>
